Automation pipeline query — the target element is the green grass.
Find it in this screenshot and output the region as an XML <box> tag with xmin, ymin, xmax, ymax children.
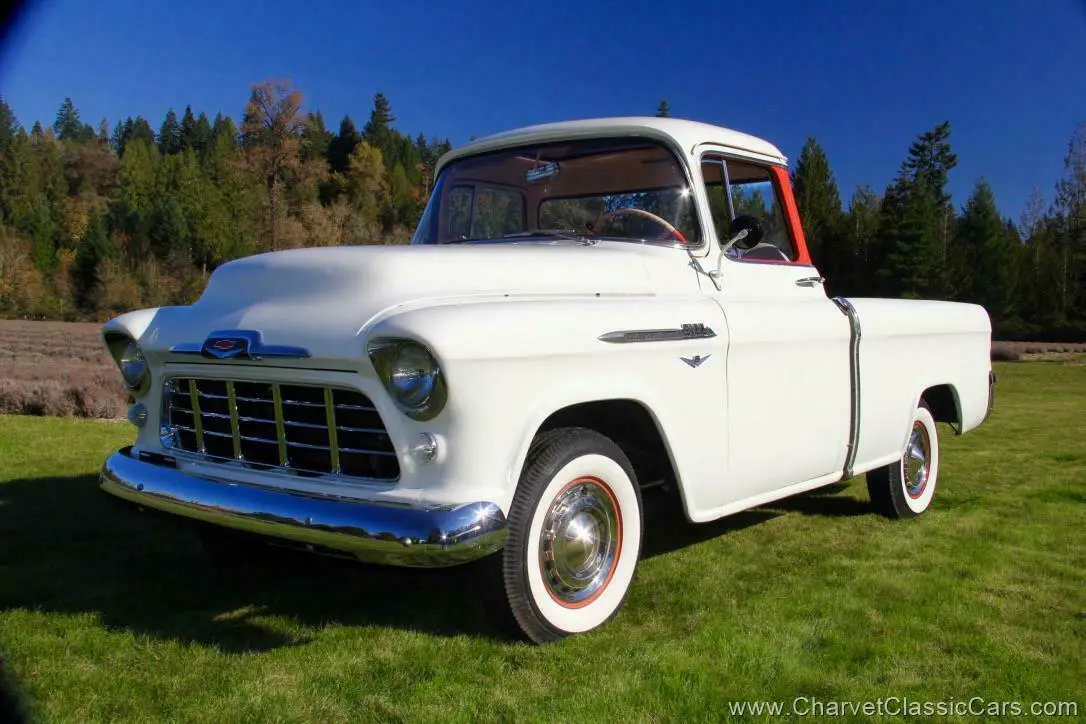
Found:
<box><xmin>1</xmin><ymin>360</ymin><xmax>1084</xmax><ymax>723</ymax></box>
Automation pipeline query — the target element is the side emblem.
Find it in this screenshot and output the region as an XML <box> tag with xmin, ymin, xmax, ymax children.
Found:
<box><xmin>681</xmin><ymin>354</ymin><xmax>711</xmax><ymax>368</ymax></box>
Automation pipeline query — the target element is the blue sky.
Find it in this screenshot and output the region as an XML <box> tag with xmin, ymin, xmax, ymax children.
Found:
<box><xmin>1</xmin><ymin>0</ymin><xmax>1084</xmax><ymax>220</ymax></box>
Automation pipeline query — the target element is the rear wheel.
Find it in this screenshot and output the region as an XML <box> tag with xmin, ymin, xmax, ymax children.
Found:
<box><xmin>867</xmin><ymin>402</ymin><xmax>939</xmax><ymax>518</ymax></box>
<box><xmin>500</xmin><ymin>427</ymin><xmax>643</xmax><ymax>643</ymax></box>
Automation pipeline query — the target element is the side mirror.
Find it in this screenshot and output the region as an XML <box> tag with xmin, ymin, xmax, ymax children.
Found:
<box><xmin>729</xmin><ymin>215</ymin><xmax>764</xmax><ymax>250</ymax></box>
<box><xmin>710</xmin><ymin>214</ymin><xmax>767</xmax><ymax>285</ymax></box>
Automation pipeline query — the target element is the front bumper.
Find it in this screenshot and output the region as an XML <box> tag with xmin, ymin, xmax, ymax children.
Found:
<box><xmin>100</xmin><ymin>447</ymin><xmax>507</xmax><ymax>567</ymax></box>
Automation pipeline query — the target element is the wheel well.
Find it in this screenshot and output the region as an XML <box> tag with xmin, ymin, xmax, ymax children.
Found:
<box><xmin>920</xmin><ymin>384</ymin><xmax>961</xmax><ymax>432</ymax></box>
<box><xmin>537</xmin><ymin>400</ymin><xmax>676</xmax><ymax>490</ymax></box>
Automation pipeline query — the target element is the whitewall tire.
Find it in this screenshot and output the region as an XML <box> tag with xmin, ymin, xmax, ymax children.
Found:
<box><xmin>501</xmin><ymin>427</ymin><xmax>643</xmax><ymax>643</ymax></box>
<box><xmin>867</xmin><ymin>402</ymin><xmax>940</xmax><ymax>518</ymax></box>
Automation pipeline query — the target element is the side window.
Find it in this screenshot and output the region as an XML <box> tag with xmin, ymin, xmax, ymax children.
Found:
<box><xmin>445</xmin><ymin>184</ymin><xmax>527</xmax><ymax>241</ymax></box>
<box><xmin>447</xmin><ymin>186</ymin><xmax>473</xmax><ymax>239</ymax></box>
<box><xmin>725</xmin><ymin>160</ymin><xmax>795</xmax><ymax>261</ymax></box>
<box><xmin>701</xmin><ymin>157</ymin><xmax>796</xmax><ymax>262</ymax></box>
<box><xmin>701</xmin><ymin>160</ymin><xmax>732</xmax><ymax>242</ymax></box>
<box><xmin>470</xmin><ymin>185</ymin><xmax>526</xmax><ymax>239</ymax></box>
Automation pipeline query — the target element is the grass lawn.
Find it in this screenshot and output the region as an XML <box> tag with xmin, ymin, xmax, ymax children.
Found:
<box><xmin>1</xmin><ymin>359</ymin><xmax>1083</xmax><ymax>722</ymax></box>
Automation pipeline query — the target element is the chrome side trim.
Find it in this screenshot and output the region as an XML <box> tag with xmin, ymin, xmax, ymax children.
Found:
<box><xmin>832</xmin><ymin>297</ymin><xmax>862</xmax><ymax>479</ymax></box>
<box><xmin>599</xmin><ymin>323</ymin><xmax>716</xmax><ymax>344</ymax></box>
<box><xmin>100</xmin><ymin>448</ymin><xmax>507</xmax><ymax>567</ymax></box>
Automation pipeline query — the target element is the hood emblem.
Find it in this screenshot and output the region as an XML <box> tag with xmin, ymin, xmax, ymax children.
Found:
<box><xmin>681</xmin><ymin>354</ymin><xmax>711</xmax><ymax>368</ymax></box>
<box><xmin>170</xmin><ymin>330</ymin><xmax>311</xmax><ymax>361</ymax></box>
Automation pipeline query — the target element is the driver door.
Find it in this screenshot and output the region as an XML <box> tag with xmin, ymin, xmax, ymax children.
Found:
<box><xmin>701</xmin><ymin>155</ymin><xmax>851</xmax><ymax>507</ymax></box>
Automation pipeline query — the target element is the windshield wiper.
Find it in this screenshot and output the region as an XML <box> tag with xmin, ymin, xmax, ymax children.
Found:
<box><xmin>503</xmin><ymin>229</ymin><xmax>596</xmax><ymax>245</ymax></box>
<box><xmin>443</xmin><ymin>229</ymin><xmax>596</xmax><ymax>245</ymax></box>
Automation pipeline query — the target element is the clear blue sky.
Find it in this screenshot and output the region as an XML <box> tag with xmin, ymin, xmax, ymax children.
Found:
<box><xmin>2</xmin><ymin>0</ymin><xmax>1084</xmax><ymax>220</ymax></box>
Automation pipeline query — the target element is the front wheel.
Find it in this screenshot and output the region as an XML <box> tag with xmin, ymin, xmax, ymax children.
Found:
<box><xmin>867</xmin><ymin>402</ymin><xmax>940</xmax><ymax>518</ymax></box>
<box><xmin>500</xmin><ymin>427</ymin><xmax>643</xmax><ymax>643</ymax></box>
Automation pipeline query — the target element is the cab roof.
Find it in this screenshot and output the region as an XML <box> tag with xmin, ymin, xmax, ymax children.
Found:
<box><xmin>436</xmin><ymin>117</ymin><xmax>788</xmax><ymax>174</ymax></box>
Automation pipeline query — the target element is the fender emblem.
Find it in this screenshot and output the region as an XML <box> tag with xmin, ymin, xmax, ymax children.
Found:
<box><xmin>681</xmin><ymin>354</ymin><xmax>711</xmax><ymax>368</ymax></box>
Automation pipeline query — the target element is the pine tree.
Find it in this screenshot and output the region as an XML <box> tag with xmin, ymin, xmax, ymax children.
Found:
<box><xmin>874</xmin><ymin>123</ymin><xmax>958</xmax><ymax>298</ymax></box>
<box><xmin>72</xmin><ymin>210</ymin><xmax>113</xmax><ymax>310</ymax></box>
<box><xmin>1053</xmin><ymin>123</ymin><xmax>1086</xmax><ymax>323</ymax></box>
<box><xmin>954</xmin><ymin>179</ymin><xmax>1014</xmax><ymax>325</ymax></box>
<box><xmin>158</xmin><ymin>109</ymin><xmax>181</xmax><ymax>155</ymax></box>
<box><xmin>363</xmin><ymin>93</ymin><xmax>395</xmax><ymax>168</ymax></box>
<box><xmin>211</xmin><ymin>113</ymin><xmax>237</xmax><ymax>149</ymax></box>
<box><xmin>192</xmin><ymin>112</ymin><xmax>213</xmax><ymax>156</ymax></box>
<box><xmin>178</xmin><ymin>105</ymin><xmax>197</xmax><ymax>153</ymax></box>
<box><xmin>0</xmin><ymin>96</ymin><xmax>17</xmax><ymax>150</ymax></box>
<box><xmin>792</xmin><ymin>138</ymin><xmax>844</xmax><ymax>285</ymax></box>
<box><xmin>844</xmin><ymin>185</ymin><xmax>880</xmax><ymax>295</ymax></box>
<box><xmin>328</xmin><ymin>116</ymin><xmax>361</xmax><ymax>174</ymax></box>
<box><xmin>53</xmin><ymin>98</ymin><xmax>83</xmax><ymax>142</ymax></box>
<box><xmin>655</xmin><ymin>99</ymin><xmax>670</xmax><ymax>118</ymax></box>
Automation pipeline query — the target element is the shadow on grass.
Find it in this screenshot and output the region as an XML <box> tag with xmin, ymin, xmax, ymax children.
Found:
<box><xmin>0</xmin><ymin>474</ymin><xmax>872</xmax><ymax>652</ymax></box>
<box><xmin>0</xmin><ymin>473</ymin><xmax>515</xmax><ymax>652</ymax></box>
<box><xmin>0</xmin><ymin>652</ymin><xmax>32</xmax><ymax>724</ymax></box>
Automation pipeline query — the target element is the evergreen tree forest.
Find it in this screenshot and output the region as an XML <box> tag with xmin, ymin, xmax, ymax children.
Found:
<box><xmin>0</xmin><ymin>80</ymin><xmax>1083</xmax><ymax>340</ymax></box>
<box><xmin>792</xmin><ymin>120</ymin><xmax>1086</xmax><ymax>340</ymax></box>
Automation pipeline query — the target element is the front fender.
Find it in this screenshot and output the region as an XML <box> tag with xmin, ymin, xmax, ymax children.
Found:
<box><xmin>368</xmin><ymin>295</ymin><xmax>729</xmax><ymax>514</ymax></box>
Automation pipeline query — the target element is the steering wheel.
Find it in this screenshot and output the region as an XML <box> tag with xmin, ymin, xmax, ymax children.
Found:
<box><xmin>593</xmin><ymin>208</ymin><xmax>688</xmax><ymax>244</ymax></box>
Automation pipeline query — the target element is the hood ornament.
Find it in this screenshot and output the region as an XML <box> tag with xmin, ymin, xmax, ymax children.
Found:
<box><xmin>170</xmin><ymin>330</ymin><xmax>311</xmax><ymax>360</ymax></box>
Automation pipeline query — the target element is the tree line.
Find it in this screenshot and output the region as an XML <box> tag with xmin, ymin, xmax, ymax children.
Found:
<box><xmin>792</xmin><ymin>121</ymin><xmax>1086</xmax><ymax>340</ymax></box>
<box><xmin>0</xmin><ymin>83</ymin><xmax>1083</xmax><ymax>340</ymax></box>
<box><xmin>0</xmin><ymin>80</ymin><xmax>450</xmax><ymax>319</ymax></box>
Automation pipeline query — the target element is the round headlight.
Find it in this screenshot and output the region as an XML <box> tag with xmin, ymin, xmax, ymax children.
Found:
<box><xmin>369</xmin><ymin>338</ymin><xmax>448</xmax><ymax>420</ymax></box>
<box><xmin>389</xmin><ymin>343</ymin><xmax>438</xmax><ymax>408</ymax></box>
<box><xmin>120</xmin><ymin>340</ymin><xmax>148</xmax><ymax>389</ymax></box>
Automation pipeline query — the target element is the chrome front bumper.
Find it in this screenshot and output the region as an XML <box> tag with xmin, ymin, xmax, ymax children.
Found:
<box><xmin>100</xmin><ymin>447</ymin><xmax>508</xmax><ymax>567</ymax></box>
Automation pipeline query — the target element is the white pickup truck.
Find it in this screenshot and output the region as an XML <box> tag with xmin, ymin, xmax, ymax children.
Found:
<box><xmin>100</xmin><ymin>117</ymin><xmax>994</xmax><ymax>643</ymax></box>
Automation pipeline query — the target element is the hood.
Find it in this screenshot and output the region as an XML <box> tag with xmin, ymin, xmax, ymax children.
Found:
<box><xmin>141</xmin><ymin>241</ymin><xmax>658</xmax><ymax>368</ymax></box>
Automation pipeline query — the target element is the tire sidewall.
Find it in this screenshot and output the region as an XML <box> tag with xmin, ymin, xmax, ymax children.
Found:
<box><xmin>901</xmin><ymin>405</ymin><xmax>939</xmax><ymax>515</ymax></box>
<box><xmin>522</xmin><ymin>452</ymin><xmax>641</xmax><ymax>634</ymax></box>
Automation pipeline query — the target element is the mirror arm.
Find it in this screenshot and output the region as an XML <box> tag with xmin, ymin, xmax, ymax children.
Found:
<box><xmin>710</xmin><ymin>228</ymin><xmax>749</xmax><ymax>280</ymax></box>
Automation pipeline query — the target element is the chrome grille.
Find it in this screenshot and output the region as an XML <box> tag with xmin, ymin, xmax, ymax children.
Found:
<box><xmin>164</xmin><ymin>377</ymin><xmax>399</xmax><ymax>481</ymax></box>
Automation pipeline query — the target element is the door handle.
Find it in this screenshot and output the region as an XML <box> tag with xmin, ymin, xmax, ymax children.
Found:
<box><xmin>795</xmin><ymin>276</ymin><xmax>826</xmax><ymax>287</ymax></box>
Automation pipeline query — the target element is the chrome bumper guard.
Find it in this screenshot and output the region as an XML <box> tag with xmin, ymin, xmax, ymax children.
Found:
<box><xmin>100</xmin><ymin>447</ymin><xmax>508</xmax><ymax>567</ymax></box>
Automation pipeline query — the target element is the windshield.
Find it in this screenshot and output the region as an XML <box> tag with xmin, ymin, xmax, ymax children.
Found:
<box><xmin>412</xmin><ymin>137</ymin><xmax>701</xmax><ymax>246</ymax></box>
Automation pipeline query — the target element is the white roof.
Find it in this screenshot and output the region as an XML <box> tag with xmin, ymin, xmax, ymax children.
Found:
<box><xmin>437</xmin><ymin>116</ymin><xmax>788</xmax><ymax>174</ymax></box>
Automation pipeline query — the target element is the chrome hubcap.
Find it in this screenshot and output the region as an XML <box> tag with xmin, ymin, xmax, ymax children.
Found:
<box><xmin>539</xmin><ymin>478</ymin><xmax>621</xmax><ymax>606</ymax></box>
<box><xmin>904</xmin><ymin>422</ymin><xmax>930</xmax><ymax>498</ymax></box>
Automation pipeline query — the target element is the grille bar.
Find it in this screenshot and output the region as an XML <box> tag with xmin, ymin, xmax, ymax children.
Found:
<box><xmin>165</xmin><ymin>377</ymin><xmax>398</xmax><ymax>481</ymax></box>
<box><xmin>272</xmin><ymin>383</ymin><xmax>288</xmax><ymax>466</ymax></box>
<box><xmin>226</xmin><ymin>381</ymin><xmax>242</xmax><ymax>460</ymax></box>
<box><xmin>187</xmin><ymin>379</ymin><xmax>205</xmax><ymax>452</ymax></box>
<box><xmin>324</xmin><ymin>387</ymin><xmax>341</xmax><ymax>474</ymax></box>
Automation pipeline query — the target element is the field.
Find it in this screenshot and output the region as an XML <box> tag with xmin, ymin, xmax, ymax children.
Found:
<box><xmin>0</xmin><ymin>356</ymin><xmax>1083</xmax><ymax>722</ymax></box>
<box><xmin>0</xmin><ymin>320</ymin><xmax>127</xmax><ymax>419</ymax></box>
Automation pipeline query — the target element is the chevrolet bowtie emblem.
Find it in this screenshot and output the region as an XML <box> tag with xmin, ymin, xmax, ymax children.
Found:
<box><xmin>681</xmin><ymin>354</ymin><xmax>711</xmax><ymax>368</ymax></box>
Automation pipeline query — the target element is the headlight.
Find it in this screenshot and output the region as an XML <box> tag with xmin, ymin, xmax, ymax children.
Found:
<box><xmin>105</xmin><ymin>333</ymin><xmax>151</xmax><ymax>396</ymax></box>
<box><xmin>368</xmin><ymin>339</ymin><xmax>447</xmax><ymax>420</ymax></box>
<box><xmin>119</xmin><ymin>341</ymin><xmax>147</xmax><ymax>388</ymax></box>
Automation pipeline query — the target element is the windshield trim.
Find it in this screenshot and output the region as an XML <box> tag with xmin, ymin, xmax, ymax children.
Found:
<box><xmin>421</xmin><ymin>134</ymin><xmax>705</xmax><ymax>251</ymax></box>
